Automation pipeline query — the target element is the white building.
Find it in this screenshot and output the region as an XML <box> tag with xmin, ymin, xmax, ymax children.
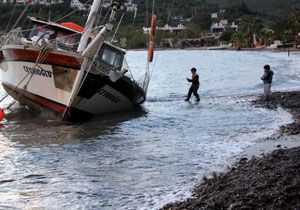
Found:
<box><xmin>101</xmin><ymin>0</ymin><xmax>137</xmax><ymax>11</ymax></box>
<box><xmin>211</xmin><ymin>20</ymin><xmax>238</xmax><ymax>33</ymax></box>
<box><xmin>70</xmin><ymin>0</ymin><xmax>87</xmax><ymax>10</ymax></box>
<box><xmin>1</xmin><ymin>0</ymin><xmax>63</xmax><ymax>4</ymax></box>
<box><xmin>101</xmin><ymin>0</ymin><xmax>111</xmax><ymax>8</ymax></box>
<box><xmin>143</xmin><ymin>24</ymin><xmax>186</xmax><ymax>35</ymax></box>
<box><xmin>0</xmin><ymin>0</ymin><xmax>14</xmax><ymax>3</ymax></box>
<box><xmin>125</xmin><ymin>0</ymin><xmax>137</xmax><ymax>12</ymax></box>
<box><xmin>37</xmin><ymin>0</ymin><xmax>64</xmax><ymax>5</ymax></box>
<box><xmin>211</xmin><ymin>13</ymin><xmax>218</xmax><ymax>19</ymax></box>
<box><xmin>16</xmin><ymin>0</ymin><xmax>27</xmax><ymax>4</ymax></box>
<box><xmin>37</xmin><ymin>0</ymin><xmax>49</xmax><ymax>5</ymax></box>
<box><xmin>1</xmin><ymin>0</ymin><xmax>135</xmax><ymax>10</ymax></box>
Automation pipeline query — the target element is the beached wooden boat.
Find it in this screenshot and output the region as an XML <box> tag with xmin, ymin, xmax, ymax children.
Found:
<box><xmin>0</xmin><ymin>0</ymin><xmax>152</xmax><ymax>121</ymax></box>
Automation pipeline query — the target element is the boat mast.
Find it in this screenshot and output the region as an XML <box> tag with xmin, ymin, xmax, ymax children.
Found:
<box><xmin>63</xmin><ymin>0</ymin><xmax>104</xmax><ymax>120</ymax></box>
<box><xmin>63</xmin><ymin>1</ymin><xmax>122</xmax><ymax>120</ymax></box>
<box><xmin>77</xmin><ymin>0</ymin><xmax>102</xmax><ymax>53</ymax></box>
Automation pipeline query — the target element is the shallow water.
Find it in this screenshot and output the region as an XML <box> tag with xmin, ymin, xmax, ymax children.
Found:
<box><xmin>0</xmin><ymin>50</ymin><xmax>299</xmax><ymax>209</ymax></box>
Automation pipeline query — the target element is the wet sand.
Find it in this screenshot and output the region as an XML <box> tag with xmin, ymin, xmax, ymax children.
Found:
<box><xmin>162</xmin><ymin>91</ymin><xmax>300</xmax><ymax>210</ymax></box>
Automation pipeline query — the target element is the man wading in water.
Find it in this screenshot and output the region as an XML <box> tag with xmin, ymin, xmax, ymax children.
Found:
<box><xmin>185</xmin><ymin>67</ymin><xmax>200</xmax><ymax>102</ymax></box>
<box><xmin>261</xmin><ymin>64</ymin><xmax>274</xmax><ymax>100</ymax></box>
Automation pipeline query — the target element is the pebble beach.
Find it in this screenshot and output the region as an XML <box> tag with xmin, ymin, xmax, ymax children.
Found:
<box><xmin>162</xmin><ymin>91</ymin><xmax>300</xmax><ymax>209</ymax></box>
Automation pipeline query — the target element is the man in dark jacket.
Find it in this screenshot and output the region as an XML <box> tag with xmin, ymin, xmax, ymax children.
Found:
<box><xmin>185</xmin><ymin>67</ymin><xmax>200</xmax><ymax>101</ymax></box>
<box><xmin>261</xmin><ymin>64</ymin><xmax>274</xmax><ymax>100</ymax></box>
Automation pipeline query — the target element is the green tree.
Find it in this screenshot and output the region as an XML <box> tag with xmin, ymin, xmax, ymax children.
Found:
<box><xmin>238</xmin><ymin>16</ymin><xmax>264</xmax><ymax>46</ymax></box>
<box><xmin>224</xmin><ymin>1</ymin><xmax>254</xmax><ymax>21</ymax></box>
<box><xmin>231</xmin><ymin>31</ymin><xmax>245</xmax><ymax>47</ymax></box>
<box><xmin>190</xmin><ymin>8</ymin><xmax>211</xmax><ymax>31</ymax></box>
<box><xmin>220</xmin><ymin>29</ymin><xmax>234</xmax><ymax>42</ymax></box>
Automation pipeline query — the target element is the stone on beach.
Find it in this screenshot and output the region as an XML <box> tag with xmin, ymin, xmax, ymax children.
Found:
<box><xmin>162</xmin><ymin>91</ymin><xmax>300</xmax><ymax>210</ymax></box>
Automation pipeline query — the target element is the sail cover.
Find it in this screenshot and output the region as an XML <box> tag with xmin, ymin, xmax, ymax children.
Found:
<box><xmin>60</xmin><ymin>22</ymin><xmax>84</xmax><ymax>33</ymax></box>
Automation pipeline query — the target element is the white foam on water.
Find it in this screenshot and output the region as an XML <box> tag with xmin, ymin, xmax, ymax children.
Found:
<box><xmin>138</xmin><ymin>106</ymin><xmax>294</xmax><ymax>210</ymax></box>
<box><xmin>1</xmin><ymin>50</ymin><xmax>300</xmax><ymax>210</ymax></box>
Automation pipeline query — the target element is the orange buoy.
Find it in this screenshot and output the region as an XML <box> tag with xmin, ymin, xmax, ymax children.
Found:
<box><xmin>148</xmin><ymin>41</ymin><xmax>154</xmax><ymax>62</ymax></box>
<box><xmin>0</xmin><ymin>108</ymin><xmax>5</xmax><ymax>121</ymax></box>
<box><xmin>150</xmin><ymin>15</ymin><xmax>157</xmax><ymax>38</ymax></box>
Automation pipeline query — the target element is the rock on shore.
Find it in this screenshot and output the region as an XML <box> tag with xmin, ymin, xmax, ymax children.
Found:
<box><xmin>162</xmin><ymin>91</ymin><xmax>300</xmax><ymax>210</ymax></box>
<box><xmin>162</xmin><ymin>148</ymin><xmax>300</xmax><ymax>210</ymax></box>
<box><xmin>253</xmin><ymin>91</ymin><xmax>300</xmax><ymax>135</ymax></box>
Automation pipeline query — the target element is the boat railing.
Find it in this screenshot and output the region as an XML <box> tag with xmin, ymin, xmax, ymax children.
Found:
<box><xmin>48</xmin><ymin>33</ymin><xmax>81</xmax><ymax>53</ymax></box>
<box><xmin>1</xmin><ymin>28</ymin><xmax>81</xmax><ymax>54</ymax></box>
<box><xmin>1</xmin><ymin>28</ymin><xmax>24</xmax><ymax>46</ymax></box>
<box><xmin>90</xmin><ymin>60</ymin><xmax>111</xmax><ymax>76</ymax></box>
<box><xmin>1</xmin><ymin>28</ymin><xmax>139</xmax><ymax>86</ymax></box>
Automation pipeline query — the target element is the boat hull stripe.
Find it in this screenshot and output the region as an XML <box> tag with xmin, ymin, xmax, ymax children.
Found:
<box><xmin>1</xmin><ymin>48</ymin><xmax>81</xmax><ymax>69</ymax></box>
<box><xmin>3</xmin><ymin>83</ymin><xmax>67</xmax><ymax>113</ymax></box>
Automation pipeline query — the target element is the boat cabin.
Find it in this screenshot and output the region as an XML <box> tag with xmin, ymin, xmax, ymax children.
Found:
<box><xmin>27</xmin><ymin>17</ymin><xmax>84</xmax><ymax>51</ymax></box>
<box><xmin>100</xmin><ymin>42</ymin><xmax>125</xmax><ymax>70</ymax></box>
<box><xmin>26</xmin><ymin>17</ymin><xmax>126</xmax><ymax>70</ymax></box>
<box><xmin>26</xmin><ymin>17</ymin><xmax>127</xmax><ymax>80</ymax></box>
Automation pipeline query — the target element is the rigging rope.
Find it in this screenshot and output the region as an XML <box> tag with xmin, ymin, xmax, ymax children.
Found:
<box><xmin>53</xmin><ymin>0</ymin><xmax>92</xmax><ymax>23</ymax></box>
<box><xmin>150</xmin><ymin>0</ymin><xmax>175</xmax><ymax>79</ymax></box>
<box><xmin>1</xmin><ymin>45</ymin><xmax>52</xmax><ymax>111</ymax></box>
<box><xmin>5</xmin><ymin>3</ymin><xmax>17</xmax><ymax>33</ymax></box>
<box><xmin>11</xmin><ymin>3</ymin><xmax>30</xmax><ymax>31</ymax></box>
<box><xmin>111</xmin><ymin>13</ymin><xmax>124</xmax><ymax>43</ymax></box>
<box><xmin>61</xmin><ymin>30</ymin><xmax>109</xmax><ymax>119</ymax></box>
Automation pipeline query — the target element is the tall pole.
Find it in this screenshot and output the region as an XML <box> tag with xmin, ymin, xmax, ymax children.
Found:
<box><xmin>77</xmin><ymin>0</ymin><xmax>102</xmax><ymax>53</ymax></box>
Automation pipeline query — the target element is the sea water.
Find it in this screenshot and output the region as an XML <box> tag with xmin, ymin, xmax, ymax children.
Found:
<box><xmin>0</xmin><ymin>50</ymin><xmax>299</xmax><ymax>209</ymax></box>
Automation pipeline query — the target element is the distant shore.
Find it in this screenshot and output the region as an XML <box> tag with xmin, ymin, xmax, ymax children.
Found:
<box><xmin>129</xmin><ymin>46</ymin><xmax>300</xmax><ymax>53</ymax></box>
<box><xmin>161</xmin><ymin>91</ymin><xmax>300</xmax><ymax>210</ymax></box>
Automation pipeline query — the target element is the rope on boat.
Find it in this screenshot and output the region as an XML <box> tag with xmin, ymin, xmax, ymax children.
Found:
<box><xmin>62</xmin><ymin>2</ymin><xmax>123</xmax><ymax>120</ymax></box>
<box><xmin>10</xmin><ymin>4</ymin><xmax>31</xmax><ymax>32</ymax></box>
<box><xmin>53</xmin><ymin>0</ymin><xmax>93</xmax><ymax>24</ymax></box>
<box><xmin>111</xmin><ymin>13</ymin><xmax>124</xmax><ymax>43</ymax></box>
<box><xmin>149</xmin><ymin>0</ymin><xmax>175</xmax><ymax>79</ymax></box>
<box><xmin>5</xmin><ymin>3</ymin><xmax>17</xmax><ymax>33</ymax></box>
<box><xmin>0</xmin><ymin>45</ymin><xmax>52</xmax><ymax>111</ymax></box>
<box><xmin>63</xmin><ymin>32</ymin><xmax>108</xmax><ymax>116</ymax></box>
<box><xmin>142</xmin><ymin>0</ymin><xmax>157</xmax><ymax>93</ymax></box>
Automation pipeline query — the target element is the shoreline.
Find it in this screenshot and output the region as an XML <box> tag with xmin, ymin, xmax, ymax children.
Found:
<box><xmin>161</xmin><ymin>91</ymin><xmax>300</xmax><ymax>209</ymax></box>
<box><xmin>128</xmin><ymin>46</ymin><xmax>300</xmax><ymax>52</ymax></box>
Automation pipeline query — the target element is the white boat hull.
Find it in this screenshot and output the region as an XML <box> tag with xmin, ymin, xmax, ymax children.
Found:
<box><xmin>0</xmin><ymin>46</ymin><xmax>145</xmax><ymax>121</ymax></box>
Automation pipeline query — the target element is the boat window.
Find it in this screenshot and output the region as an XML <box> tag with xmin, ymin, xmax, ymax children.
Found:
<box><xmin>57</xmin><ymin>32</ymin><xmax>77</xmax><ymax>45</ymax></box>
<box><xmin>102</xmin><ymin>49</ymin><xmax>123</xmax><ymax>68</ymax></box>
<box><xmin>28</xmin><ymin>25</ymin><xmax>39</xmax><ymax>39</ymax></box>
<box><xmin>38</xmin><ymin>28</ymin><xmax>52</xmax><ymax>39</ymax></box>
<box><xmin>57</xmin><ymin>32</ymin><xmax>67</xmax><ymax>43</ymax></box>
<box><xmin>30</xmin><ymin>27</ymin><xmax>54</xmax><ymax>42</ymax></box>
<box><xmin>56</xmin><ymin>32</ymin><xmax>81</xmax><ymax>51</ymax></box>
<box><xmin>114</xmin><ymin>54</ymin><xmax>122</xmax><ymax>67</ymax></box>
<box><xmin>52</xmin><ymin>66</ymin><xmax>77</xmax><ymax>92</ymax></box>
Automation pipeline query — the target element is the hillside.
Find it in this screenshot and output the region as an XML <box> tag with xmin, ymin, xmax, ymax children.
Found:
<box><xmin>1</xmin><ymin>0</ymin><xmax>300</xmax><ymax>48</ymax></box>
<box><xmin>216</xmin><ymin>0</ymin><xmax>300</xmax><ymax>17</ymax></box>
<box><xmin>0</xmin><ymin>0</ymin><xmax>299</xmax><ymax>30</ymax></box>
<box><xmin>135</xmin><ymin>0</ymin><xmax>300</xmax><ymax>26</ymax></box>
<box><xmin>246</xmin><ymin>0</ymin><xmax>300</xmax><ymax>17</ymax></box>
